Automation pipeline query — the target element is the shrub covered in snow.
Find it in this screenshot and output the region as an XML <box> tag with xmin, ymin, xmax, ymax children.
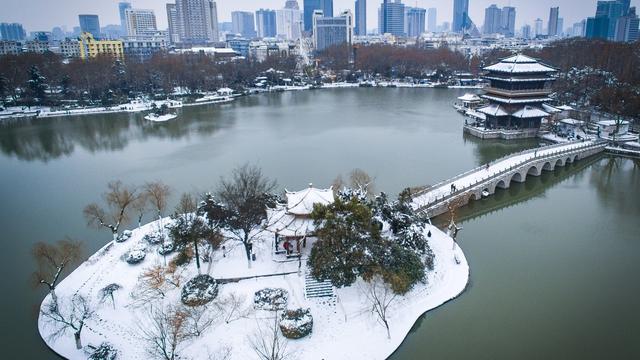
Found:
<box><xmin>143</xmin><ymin>232</ymin><xmax>163</xmax><ymax>245</ymax></box>
<box><xmin>158</xmin><ymin>241</ymin><xmax>175</xmax><ymax>255</ymax></box>
<box><xmin>181</xmin><ymin>274</ymin><xmax>218</xmax><ymax>306</ymax></box>
<box><xmin>124</xmin><ymin>249</ymin><xmax>146</xmax><ymax>264</ymax></box>
<box><xmin>115</xmin><ymin>230</ymin><xmax>132</xmax><ymax>243</ymax></box>
<box><xmin>88</xmin><ymin>342</ymin><xmax>118</xmax><ymax>360</ymax></box>
<box><xmin>254</xmin><ymin>288</ymin><xmax>288</xmax><ymax>311</ymax></box>
<box><xmin>279</xmin><ymin>308</ymin><xmax>313</xmax><ymax>339</ymax></box>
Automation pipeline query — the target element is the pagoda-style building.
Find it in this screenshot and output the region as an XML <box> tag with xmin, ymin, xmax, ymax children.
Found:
<box><xmin>473</xmin><ymin>54</ymin><xmax>557</xmax><ymax>138</ymax></box>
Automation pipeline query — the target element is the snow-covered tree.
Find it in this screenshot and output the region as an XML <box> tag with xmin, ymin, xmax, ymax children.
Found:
<box><xmin>84</xmin><ymin>181</ymin><xmax>139</xmax><ymax>241</ymax></box>
<box><xmin>27</xmin><ymin>65</ymin><xmax>48</xmax><ymax>106</ymax></box>
<box><xmin>31</xmin><ymin>239</ymin><xmax>83</xmax><ymax>305</ymax></box>
<box><xmin>216</xmin><ymin>164</ymin><xmax>277</xmax><ymax>267</ymax></box>
<box><xmin>138</xmin><ymin>305</ymin><xmax>188</xmax><ymax>360</ymax></box>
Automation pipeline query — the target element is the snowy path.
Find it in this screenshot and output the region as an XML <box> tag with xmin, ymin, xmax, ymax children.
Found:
<box><xmin>411</xmin><ymin>140</ymin><xmax>604</xmax><ymax>210</ymax></box>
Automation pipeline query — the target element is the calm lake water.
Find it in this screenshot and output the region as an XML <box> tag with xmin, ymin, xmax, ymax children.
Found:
<box><xmin>0</xmin><ymin>88</ymin><xmax>638</xmax><ymax>359</ymax></box>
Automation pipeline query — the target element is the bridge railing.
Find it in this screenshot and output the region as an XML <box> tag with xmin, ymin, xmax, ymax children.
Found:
<box><xmin>415</xmin><ymin>141</ymin><xmax>606</xmax><ymax>212</ymax></box>
<box><xmin>413</xmin><ymin>140</ymin><xmax>598</xmax><ymax>198</ymax></box>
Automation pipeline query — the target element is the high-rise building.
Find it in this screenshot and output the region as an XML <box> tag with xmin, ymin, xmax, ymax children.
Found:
<box><xmin>521</xmin><ymin>24</ymin><xmax>531</xmax><ymax>39</ymax></box>
<box><xmin>175</xmin><ymin>0</ymin><xmax>219</xmax><ymax>43</ymax></box>
<box><xmin>78</xmin><ymin>32</ymin><xmax>123</xmax><ymax>59</ymax></box>
<box><xmin>313</xmin><ymin>9</ymin><xmax>352</xmax><ymax>51</ymax></box>
<box><xmin>166</xmin><ymin>4</ymin><xmax>181</xmax><ymax>43</ymax></box>
<box><xmin>355</xmin><ymin>0</ymin><xmax>366</xmax><ymax>36</ymax></box>
<box><xmin>586</xmin><ymin>16</ymin><xmax>610</xmax><ymax>39</ymax></box>
<box><xmin>557</xmin><ymin>17</ymin><xmax>564</xmax><ymax>36</ymax></box>
<box><xmin>380</xmin><ymin>0</ymin><xmax>405</xmax><ymax>36</ymax></box>
<box><xmin>572</xmin><ymin>20</ymin><xmax>586</xmax><ymax>37</ymax></box>
<box><xmin>452</xmin><ymin>0</ymin><xmax>469</xmax><ymax>33</ymax></box>
<box><xmin>427</xmin><ymin>8</ymin><xmax>437</xmax><ymax>33</ymax></box>
<box><xmin>304</xmin><ymin>0</ymin><xmax>334</xmax><ymax>32</ymax></box>
<box><xmin>483</xmin><ymin>4</ymin><xmax>502</xmax><ymax>35</ymax></box>
<box><xmin>614</xmin><ymin>6</ymin><xmax>639</xmax><ymax>41</ymax></box>
<box><xmin>232</xmin><ymin>11</ymin><xmax>257</xmax><ymax>38</ymax></box>
<box><xmin>256</xmin><ymin>9</ymin><xmax>277</xmax><ymax>37</ymax></box>
<box><xmin>0</xmin><ymin>23</ymin><xmax>26</xmax><ymax>41</ymax></box>
<box><xmin>501</xmin><ymin>6</ymin><xmax>516</xmax><ymax>37</ymax></box>
<box><xmin>548</xmin><ymin>7</ymin><xmax>559</xmax><ymax>36</ymax></box>
<box><xmin>405</xmin><ymin>7</ymin><xmax>426</xmax><ymax>37</ymax></box>
<box><xmin>119</xmin><ymin>2</ymin><xmax>132</xmax><ymax>33</ymax></box>
<box><xmin>277</xmin><ymin>1</ymin><xmax>303</xmax><ymax>40</ymax></box>
<box><xmin>534</xmin><ymin>18</ymin><xmax>543</xmax><ymax>37</ymax></box>
<box><xmin>79</xmin><ymin>14</ymin><xmax>101</xmax><ymax>38</ymax></box>
<box><xmin>125</xmin><ymin>9</ymin><xmax>157</xmax><ymax>37</ymax></box>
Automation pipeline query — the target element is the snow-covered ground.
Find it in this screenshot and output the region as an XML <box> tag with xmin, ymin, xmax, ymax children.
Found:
<box><xmin>411</xmin><ymin>140</ymin><xmax>601</xmax><ymax>209</ymax></box>
<box><xmin>38</xmin><ymin>219</ymin><xmax>469</xmax><ymax>360</ymax></box>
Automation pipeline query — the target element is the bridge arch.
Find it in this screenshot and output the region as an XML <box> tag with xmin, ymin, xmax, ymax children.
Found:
<box><xmin>573</xmin><ymin>154</ymin><xmax>579</xmax><ymax>162</ymax></box>
<box><xmin>495</xmin><ymin>179</ymin><xmax>508</xmax><ymax>189</ymax></box>
<box><xmin>527</xmin><ymin>165</ymin><xmax>542</xmax><ymax>176</ymax></box>
<box><xmin>566</xmin><ymin>156</ymin><xmax>573</xmax><ymax>164</ymax></box>
<box><xmin>510</xmin><ymin>172</ymin><xmax>525</xmax><ymax>183</ymax></box>
<box><xmin>555</xmin><ymin>158</ymin><xmax>565</xmax><ymax>167</ymax></box>
<box><xmin>542</xmin><ymin>161</ymin><xmax>553</xmax><ymax>171</ymax></box>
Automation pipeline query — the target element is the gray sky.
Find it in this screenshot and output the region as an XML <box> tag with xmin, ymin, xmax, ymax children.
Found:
<box><xmin>1</xmin><ymin>0</ymin><xmax>638</xmax><ymax>33</ymax></box>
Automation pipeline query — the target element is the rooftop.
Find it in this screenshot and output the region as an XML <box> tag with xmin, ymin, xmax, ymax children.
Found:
<box><xmin>484</xmin><ymin>54</ymin><xmax>557</xmax><ymax>74</ymax></box>
<box><xmin>285</xmin><ymin>184</ymin><xmax>334</xmax><ymax>216</ymax></box>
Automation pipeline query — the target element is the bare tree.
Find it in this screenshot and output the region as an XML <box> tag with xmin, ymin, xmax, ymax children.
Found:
<box><xmin>362</xmin><ymin>276</ymin><xmax>398</xmax><ymax>339</ymax></box>
<box><xmin>138</xmin><ymin>305</ymin><xmax>188</xmax><ymax>360</ymax></box>
<box><xmin>130</xmin><ymin>265</ymin><xmax>184</xmax><ymax>307</ymax></box>
<box><xmin>145</xmin><ymin>181</ymin><xmax>172</xmax><ymax>238</ymax></box>
<box><xmin>31</xmin><ymin>239</ymin><xmax>83</xmax><ymax>305</ymax></box>
<box><xmin>132</xmin><ymin>191</ymin><xmax>150</xmax><ymax>228</ymax></box>
<box><xmin>216</xmin><ymin>164</ymin><xmax>277</xmax><ymax>268</ymax></box>
<box><xmin>349</xmin><ymin>168</ymin><xmax>375</xmax><ymax>195</ymax></box>
<box><xmin>207</xmin><ymin>345</ymin><xmax>232</xmax><ymax>360</ymax></box>
<box><xmin>40</xmin><ymin>294</ymin><xmax>94</xmax><ymax>349</ymax></box>
<box><xmin>215</xmin><ymin>292</ymin><xmax>252</xmax><ymax>324</ymax></box>
<box><xmin>84</xmin><ymin>181</ymin><xmax>139</xmax><ymax>241</ymax></box>
<box><xmin>248</xmin><ymin>313</ymin><xmax>290</xmax><ymax>360</ymax></box>
<box><xmin>181</xmin><ymin>304</ymin><xmax>220</xmax><ymax>338</ymax></box>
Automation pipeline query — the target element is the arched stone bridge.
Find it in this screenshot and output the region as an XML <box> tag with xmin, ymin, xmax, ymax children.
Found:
<box><xmin>411</xmin><ymin>140</ymin><xmax>608</xmax><ymax>218</ymax></box>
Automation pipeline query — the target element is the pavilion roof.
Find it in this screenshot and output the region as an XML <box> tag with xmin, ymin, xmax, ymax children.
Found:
<box><xmin>481</xmin><ymin>94</ymin><xmax>553</xmax><ymax>104</ymax></box>
<box><xmin>285</xmin><ymin>185</ymin><xmax>334</xmax><ymax>216</ymax></box>
<box><xmin>511</xmin><ymin>106</ymin><xmax>549</xmax><ymax>119</ymax></box>
<box><xmin>458</xmin><ymin>93</ymin><xmax>481</xmax><ymax>102</ymax></box>
<box><xmin>477</xmin><ymin>104</ymin><xmax>509</xmax><ymax>117</ymax></box>
<box><xmin>265</xmin><ymin>206</ymin><xmax>316</xmax><ymax>237</ymax></box>
<box><xmin>484</xmin><ymin>54</ymin><xmax>557</xmax><ymax>74</ymax></box>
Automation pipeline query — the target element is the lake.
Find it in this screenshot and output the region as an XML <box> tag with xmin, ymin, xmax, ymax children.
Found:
<box><xmin>0</xmin><ymin>88</ymin><xmax>638</xmax><ymax>359</ymax></box>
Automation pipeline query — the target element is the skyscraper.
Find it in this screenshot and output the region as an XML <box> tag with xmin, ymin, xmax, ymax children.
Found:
<box><xmin>313</xmin><ymin>9</ymin><xmax>352</xmax><ymax>51</ymax></box>
<box><xmin>534</xmin><ymin>18</ymin><xmax>543</xmax><ymax>37</ymax></box>
<box><xmin>483</xmin><ymin>4</ymin><xmax>502</xmax><ymax>35</ymax></box>
<box><xmin>405</xmin><ymin>7</ymin><xmax>426</xmax><ymax>37</ymax></box>
<box><xmin>0</xmin><ymin>23</ymin><xmax>26</xmax><ymax>41</ymax></box>
<box><xmin>167</xmin><ymin>3</ymin><xmax>181</xmax><ymax>43</ymax></box>
<box><xmin>79</xmin><ymin>14</ymin><xmax>101</xmax><ymax>38</ymax></box>
<box><xmin>277</xmin><ymin>1</ymin><xmax>303</xmax><ymax>40</ymax></box>
<box><xmin>521</xmin><ymin>24</ymin><xmax>531</xmax><ymax>39</ymax></box>
<box><xmin>232</xmin><ymin>11</ymin><xmax>257</xmax><ymax>38</ymax></box>
<box><xmin>380</xmin><ymin>0</ymin><xmax>405</xmax><ymax>36</ymax></box>
<box><xmin>452</xmin><ymin>0</ymin><xmax>469</xmax><ymax>33</ymax></box>
<box><xmin>614</xmin><ymin>6</ymin><xmax>639</xmax><ymax>41</ymax></box>
<box><xmin>256</xmin><ymin>9</ymin><xmax>277</xmax><ymax>38</ymax></box>
<box><xmin>557</xmin><ymin>17</ymin><xmax>564</xmax><ymax>36</ymax></box>
<box><xmin>119</xmin><ymin>2</ymin><xmax>132</xmax><ymax>34</ymax></box>
<box><xmin>501</xmin><ymin>6</ymin><xmax>516</xmax><ymax>37</ymax></box>
<box><xmin>427</xmin><ymin>8</ymin><xmax>437</xmax><ymax>33</ymax></box>
<box><xmin>355</xmin><ymin>0</ymin><xmax>366</xmax><ymax>36</ymax></box>
<box><xmin>304</xmin><ymin>0</ymin><xmax>333</xmax><ymax>32</ymax></box>
<box><xmin>125</xmin><ymin>9</ymin><xmax>157</xmax><ymax>37</ymax></box>
<box><xmin>175</xmin><ymin>0</ymin><xmax>219</xmax><ymax>43</ymax></box>
<box><xmin>572</xmin><ymin>20</ymin><xmax>586</xmax><ymax>37</ymax></box>
<box><xmin>548</xmin><ymin>7</ymin><xmax>559</xmax><ymax>36</ymax></box>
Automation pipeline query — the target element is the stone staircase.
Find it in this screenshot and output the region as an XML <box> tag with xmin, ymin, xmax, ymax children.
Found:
<box><xmin>304</xmin><ymin>271</ymin><xmax>335</xmax><ymax>300</ymax></box>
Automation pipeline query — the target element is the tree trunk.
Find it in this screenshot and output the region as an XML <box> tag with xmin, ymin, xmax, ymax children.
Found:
<box><xmin>74</xmin><ymin>331</ymin><xmax>82</xmax><ymax>349</ymax></box>
<box><xmin>194</xmin><ymin>239</ymin><xmax>201</xmax><ymax>274</ymax></box>
<box><xmin>49</xmin><ymin>288</ymin><xmax>58</xmax><ymax>305</ymax></box>
<box><xmin>112</xmin><ymin>230</ymin><xmax>118</xmax><ymax>242</ymax></box>
<box><xmin>384</xmin><ymin>320</ymin><xmax>391</xmax><ymax>339</ymax></box>
<box><xmin>244</xmin><ymin>242</ymin><xmax>252</xmax><ymax>269</ymax></box>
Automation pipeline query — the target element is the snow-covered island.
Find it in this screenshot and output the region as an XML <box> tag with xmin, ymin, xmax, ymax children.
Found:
<box><xmin>37</xmin><ymin>175</ymin><xmax>469</xmax><ymax>360</ymax></box>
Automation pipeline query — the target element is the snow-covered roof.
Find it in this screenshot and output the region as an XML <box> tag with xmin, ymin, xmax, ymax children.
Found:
<box><xmin>477</xmin><ymin>104</ymin><xmax>509</xmax><ymax>117</ymax></box>
<box><xmin>511</xmin><ymin>106</ymin><xmax>549</xmax><ymax>119</ymax></box>
<box><xmin>285</xmin><ymin>185</ymin><xmax>334</xmax><ymax>216</ymax></box>
<box><xmin>265</xmin><ymin>206</ymin><xmax>316</xmax><ymax>237</ymax></box>
<box><xmin>458</xmin><ymin>93</ymin><xmax>481</xmax><ymax>102</ymax></box>
<box><xmin>481</xmin><ymin>94</ymin><xmax>552</xmax><ymax>104</ymax></box>
<box><xmin>542</xmin><ymin>103</ymin><xmax>562</xmax><ymax>113</ymax></box>
<box><xmin>484</xmin><ymin>76</ymin><xmax>556</xmax><ymax>83</ymax></box>
<box><xmin>557</xmin><ymin>105</ymin><xmax>574</xmax><ymax>111</ymax></box>
<box><xmin>560</xmin><ymin>118</ymin><xmax>585</xmax><ymax>126</ymax></box>
<box><xmin>484</xmin><ymin>54</ymin><xmax>556</xmax><ymax>74</ymax></box>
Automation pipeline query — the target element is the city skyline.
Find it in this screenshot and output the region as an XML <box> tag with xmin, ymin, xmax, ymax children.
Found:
<box><xmin>3</xmin><ymin>0</ymin><xmax>638</xmax><ymax>34</ymax></box>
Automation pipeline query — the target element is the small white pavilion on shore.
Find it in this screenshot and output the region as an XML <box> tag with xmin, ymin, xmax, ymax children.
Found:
<box><xmin>265</xmin><ymin>184</ymin><xmax>334</xmax><ymax>258</ymax></box>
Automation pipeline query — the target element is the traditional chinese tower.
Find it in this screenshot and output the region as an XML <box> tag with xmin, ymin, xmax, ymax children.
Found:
<box><xmin>478</xmin><ymin>54</ymin><xmax>557</xmax><ymax>132</ymax></box>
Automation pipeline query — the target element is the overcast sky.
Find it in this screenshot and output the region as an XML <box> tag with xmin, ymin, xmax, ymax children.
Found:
<box><xmin>1</xmin><ymin>0</ymin><xmax>638</xmax><ymax>33</ymax></box>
